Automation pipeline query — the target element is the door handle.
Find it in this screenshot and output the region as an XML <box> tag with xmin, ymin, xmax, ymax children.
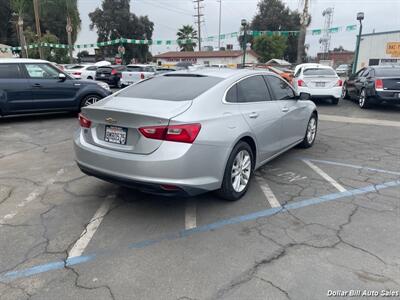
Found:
<box><xmin>282</xmin><ymin>107</ymin><xmax>289</xmax><ymax>113</ymax></box>
<box><xmin>248</xmin><ymin>112</ymin><xmax>259</xmax><ymax>119</ymax></box>
<box><xmin>32</xmin><ymin>83</ymin><xmax>42</xmax><ymax>88</ymax></box>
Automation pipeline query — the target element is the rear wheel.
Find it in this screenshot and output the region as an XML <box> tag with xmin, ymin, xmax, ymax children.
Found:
<box><xmin>359</xmin><ymin>89</ymin><xmax>370</xmax><ymax>109</ymax></box>
<box><xmin>80</xmin><ymin>94</ymin><xmax>102</xmax><ymax>109</ymax></box>
<box><xmin>217</xmin><ymin>141</ymin><xmax>253</xmax><ymax>201</ymax></box>
<box><xmin>298</xmin><ymin>113</ymin><xmax>318</xmax><ymax>148</ymax></box>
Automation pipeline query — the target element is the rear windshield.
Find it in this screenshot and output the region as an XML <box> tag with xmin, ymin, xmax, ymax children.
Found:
<box><xmin>374</xmin><ymin>68</ymin><xmax>400</xmax><ymax>77</ymax></box>
<box><xmin>118</xmin><ymin>75</ymin><xmax>223</xmax><ymax>101</ymax></box>
<box><xmin>127</xmin><ymin>66</ymin><xmax>145</xmax><ymax>72</ymax></box>
<box><xmin>303</xmin><ymin>68</ymin><xmax>336</xmax><ymax>76</ymax></box>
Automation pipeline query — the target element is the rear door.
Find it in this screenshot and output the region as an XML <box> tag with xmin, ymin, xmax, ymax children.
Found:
<box><xmin>347</xmin><ymin>68</ymin><xmax>365</xmax><ymax>98</ymax></box>
<box><xmin>266</xmin><ymin>75</ymin><xmax>309</xmax><ymax>147</ymax></box>
<box><xmin>23</xmin><ymin>63</ymin><xmax>80</xmax><ymax>110</ymax></box>
<box><xmin>234</xmin><ymin>75</ymin><xmax>283</xmax><ymax>161</ymax></box>
<box><xmin>0</xmin><ymin>63</ymin><xmax>33</xmax><ymax>114</ymax></box>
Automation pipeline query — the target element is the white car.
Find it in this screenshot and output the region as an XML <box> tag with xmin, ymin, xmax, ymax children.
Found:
<box><xmin>120</xmin><ymin>64</ymin><xmax>157</xmax><ymax>87</ymax></box>
<box><xmin>293</xmin><ymin>64</ymin><xmax>342</xmax><ymax>105</ymax></box>
<box><xmin>80</xmin><ymin>65</ymin><xmax>98</xmax><ymax>80</ymax></box>
<box><xmin>65</xmin><ymin>64</ymin><xmax>95</xmax><ymax>79</ymax></box>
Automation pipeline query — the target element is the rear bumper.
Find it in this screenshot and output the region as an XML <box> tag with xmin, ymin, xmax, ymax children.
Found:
<box><xmin>298</xmin><ymin>86</ymin><xmax>342</xmax><ymax>99</ymax></box>
<box><xmin>73</xmin><ymin>129</ymin><xmax>228</xmax><ymax>196</ymax></box>
<box><xmin>375</xmin><ymin>91</ymin><xmax>400</xmax><ymax>103</ymax></box>
<box><xmin>96</xmin><ymin>76</ymin><xmax>120</xmax><ymax>86</ymax></box>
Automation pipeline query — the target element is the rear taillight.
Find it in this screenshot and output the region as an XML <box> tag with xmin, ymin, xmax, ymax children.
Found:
<box><xmin>298</xmin><ymin>79</ymin><xmax>307</xmax><ymax>87</ymax></box>
<box><xmin>139</xmin><ymin>123</ymin><xmax>201</xmax><ymax>144</ymax></box>
<box><xmin>140</xmin><ymin>73</ymin><xmax>145</xmax><ymax>80</ymax></box>
<box><xmin>335</xmin><ymin>79</ymin><xmax>343</xmax><ymax>87</ymax></box>
<box><xmin>73</xmin><ymin>72</ymin><xmax>81</xmax><ymax>76</ymax></box>
<box><xmin>111</xmin><ymin>69</ymin><xmax>117</xmax><ymax>75</ymax></box>
<box><xmin>78</xmin><ymin>113</ymin><xmax>91</xmax><ymax>128</ymax></box>
<box><xmin>375</xmin><ymin>79</ymin><xmax>383</xmax><ymax>90</ymax></box>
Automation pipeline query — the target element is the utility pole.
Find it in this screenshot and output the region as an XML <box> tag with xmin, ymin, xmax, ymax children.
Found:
<box><xmin>297</xmin><ymin>0</ymin><xmax>310</xmax><ymax>64</ymax></box>
<box><xmin>218</xmin><ymin>0</ymin><xmax>222</xmax><ymax>50</ymax></box>
<box><xmin>66</xmin><ymin>16</ymin><xmax>73</xmax><ymax>63</ymax></box>
<box><xmin>33</xmin><ymin>0</ymin><xmax>43</xmax><ymax>59</ymax></box>
<box><xmin>193</xmin><ymin>0</ymin><xmax>204</xmax><ymax>51</ymax></box>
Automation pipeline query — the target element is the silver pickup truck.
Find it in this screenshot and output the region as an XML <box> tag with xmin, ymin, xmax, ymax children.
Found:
<box><xmin>120</xmin><ymin>64</ymin><xmax>157</xmax><ymax>87</ymax></box>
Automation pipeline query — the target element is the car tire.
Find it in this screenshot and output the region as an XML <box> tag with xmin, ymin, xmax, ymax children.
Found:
<box><xmin>331</xmin><ymin>97</ymin><xmax>339</xmax><ymax>105</ymax></box>
<box><xmin>342</xmin><ymin>83</ymin><xmax>349</xmax><ymax>99</ymax></box>
<box><xmin>298</xmin><ymin>113</ymin><xmax>318</xmax><ymax>148</ymax></box>
<box><xmin>217</xmin><ymin>141</ymin><xmax>254</xmax><ymax>201</ymax></box>
<box><xmin>80</xmin><ymin>94</ymin><xmax>102</xmax><ymax>109</ymax></box>
<box><xmin>359</xmin><ymin>89</ymin><xmax>370</xmax><ymax>109</ymax></box>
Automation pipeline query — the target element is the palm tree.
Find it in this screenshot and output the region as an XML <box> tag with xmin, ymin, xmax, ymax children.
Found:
<box><xmin>177</xmin><ymin>25</ymin><xmax>197</xmax><ymax>52</ymax></box>
<box><xmin>11</xmin><ymin>0</ymin><xmax>29</xmax><ymax>57</ymax></box>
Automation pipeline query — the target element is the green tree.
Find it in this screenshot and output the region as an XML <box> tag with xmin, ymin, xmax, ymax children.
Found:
<box><xmin>250</xmin><ymin>0</ymin><xmax>301</xmax><ymax>62</ymax></box>
<box><xmin>252</xmin><ymin>35</ymin><xmax>287</xmax><ymax>63</ymax></box>
<box><xmin>90</xmin><ymin>0</ymin><xmax>154</xmax><ymax>63</ymax></box>
<box><xmin>177</xmin><ymin>25</ymin><xmax>197</xmax><ymax>52</ymax></box>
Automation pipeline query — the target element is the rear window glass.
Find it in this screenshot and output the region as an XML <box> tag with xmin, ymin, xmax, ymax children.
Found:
<box><xmin>0</xmin><ymin>64</ymin><xmax>22</xmax><ymax>79</ymax></box>
<box><xmin>374</xmin><ymin>68</ymin><xmax>400</xmax><ymax>77</ymax></box>
<box><xmin>118</xmin><ymin>75</ymin><xmax>223</xmax><ymax>101</ymax></box>
<box><xmin>127</xmin><ymin>66</ymin><xmax>145</xmax><ymax>72</ymax></box>
<box><xmin>303</xmin><ymin>68</ymin><xmax>336</xmax><ymax>76</ymax></box>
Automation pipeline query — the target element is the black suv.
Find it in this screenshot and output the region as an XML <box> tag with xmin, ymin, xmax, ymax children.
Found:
<box><xmin>0</xmin><ymin>59</ymin><xmax>112</xmax><ymax>116</ymax></box>
<box><xmin>95</xmin><ymin>65</ymin><xmax>127</xmax><ymax>88</ymax></box>
<box><xmin>343</xmin><ymin>65</ymin><xmax>400</xmax><ymax>108</ymax></box>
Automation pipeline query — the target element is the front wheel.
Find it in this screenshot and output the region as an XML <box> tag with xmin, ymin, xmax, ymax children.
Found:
<box><xmin>217</xmin><ymin>141</ymin><xmax>254</xmax><ymax>201</ymax></box>
<box><xmin>298</xmin><ymin>114</ymin><xmax>318</xmax><ymax>148</ymax></box>
<box><xmin>80</xmin><ymin>94</ymin><xmax>102</xmax><ymax>109</ymax></box>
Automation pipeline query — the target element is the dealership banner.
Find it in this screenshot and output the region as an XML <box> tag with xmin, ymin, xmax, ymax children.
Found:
<box><xmin>0</xmin><ymin>24</ymin><xmax>357</xmax><ymax>52</ymax></box>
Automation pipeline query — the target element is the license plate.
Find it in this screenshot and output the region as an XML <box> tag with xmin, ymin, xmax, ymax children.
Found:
<box><xmin>101</xmin><ymin>74</ymin><xmax>105</xmax><ymax>77</ymax></box>
<box><xmin>104</xmin><ymin>125</ymin><xmax>128</xmax><ymax>145</ymax></box>
<box><xmin>316</xmin><ymin>82</ymin><xmax>325</xmax><ymax>87</ymax></box>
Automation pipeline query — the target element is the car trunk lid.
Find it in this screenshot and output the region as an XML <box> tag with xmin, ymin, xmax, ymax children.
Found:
<box><xmin>80</xmin><ymin>96</ymin><xmax>192</xmax><ymax>154</ymax></box>
<box><xmin>381</xmin><ymin>77</ymin><xmax>400</xmax><ymax>90</ymax></box>
<box><xmin>303</xmin><ymin>76</ymin><xmax>339</xmax><ymax>88</ymax></box>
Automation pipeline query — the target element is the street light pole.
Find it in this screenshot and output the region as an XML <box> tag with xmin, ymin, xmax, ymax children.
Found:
<box><xmin>218</xmin><ymin>0</ymin><xmax>222</xmax><ymax>50</ymax></box>
<box><xmin>241</xmin><ymin>19</ymin><xmax>247</xmax><ymax>68</ymax></box>
<box><xmin>352</xmin><ymin>12</ymin><xmax>364</xmax><ymax>74</ymax></box>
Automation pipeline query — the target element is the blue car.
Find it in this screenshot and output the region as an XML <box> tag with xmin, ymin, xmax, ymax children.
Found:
<box><xmin>0</xmin><ymin>59</ymin><xmax>112</xmax><ymax>116</ymax></box>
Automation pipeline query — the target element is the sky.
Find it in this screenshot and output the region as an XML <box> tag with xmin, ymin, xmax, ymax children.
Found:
<box><xmin>76</xmin><ymin>0</ymin><xmax>400</xmax><ymax>57</ymax></box>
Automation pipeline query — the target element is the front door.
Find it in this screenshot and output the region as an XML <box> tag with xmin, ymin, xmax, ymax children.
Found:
<box><xmin>23</xmin><ymin>63</ymin><xmax>80</xmax><ymax>110</ymax></box>
<box><xmin>265</xmin><ymin>75</ymin><xmax>309</xmax><ymax>147</ymax></box>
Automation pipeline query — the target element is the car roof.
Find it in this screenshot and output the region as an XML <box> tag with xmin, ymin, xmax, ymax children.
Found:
<box><xmin>127</xmin><ymin>64</ymin><xmax>151</xmax><ymax>67</ymax></box>
<box><xmin>371</xmin><ymin>65</ymin><xmax>400</xmax><ymax>69</ymax></box>
<box><xmin>303</xmin><ymin>64</ymin><xmax>333</xmax><ymax>70</ymax></box>
<box><xmin>169</xmin><ymin>68</ymin><xmax>274</xmax><ymax>79</ymax></box>
<box><xmin>0</xmin><ymin>58</ymin><xmax>49</xmax><ymax>64</ymax></box>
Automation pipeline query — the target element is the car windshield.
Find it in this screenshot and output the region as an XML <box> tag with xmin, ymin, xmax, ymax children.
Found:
<box><xmin>303</xmin><ymin>68</ymin><xmax>336</xmax><ymax>76</ymax></box>
<box><xmin>118</xmin><ymin>74</ymin><xmax>223</xmax><ymax>101</ymax></box>
<box><xmin>374</xmin><ymin>68</ymin><xmax>400</xmax><ymax>77</ymax></box>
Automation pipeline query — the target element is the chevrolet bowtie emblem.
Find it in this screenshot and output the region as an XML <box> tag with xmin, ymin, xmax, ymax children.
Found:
<box><xmin>105</xmin><ymin>117</ymin><xmax>117</xmax><ymax>124</ymax></box>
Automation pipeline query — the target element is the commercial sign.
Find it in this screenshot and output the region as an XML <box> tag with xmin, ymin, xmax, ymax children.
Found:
<box><xmin>386</xmin><ymin>42</ymin><xmax>400</xmax><ymax>57</ymax></box>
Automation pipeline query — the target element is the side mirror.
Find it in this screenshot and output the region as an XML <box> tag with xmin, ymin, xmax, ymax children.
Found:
<box><xmin>58</xmin><ymin>73</ymin><xmax>66</xmax><ymax>81</ymax></box>
<box><xmin>298</xmin><ymin>92</ymin><xmax>311</xmax><ymax>100</ymax></box>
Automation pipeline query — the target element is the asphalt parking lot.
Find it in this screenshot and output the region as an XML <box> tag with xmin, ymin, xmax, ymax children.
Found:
<box><xmin>0</xmin><ymin>99</ymin><xmax>399</xmax><ymax>300</ymax></box>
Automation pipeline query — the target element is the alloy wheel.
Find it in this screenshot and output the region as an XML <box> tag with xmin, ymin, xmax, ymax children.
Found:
<box><xmin>231</xmin><ymin>150</ymin><xmax>251</xmax><ymax>193</ymax></box>
<box><xmin>359</xmin><ymin>90</ymin><xmax>366</xmax><ymax>108</ymax></box>
<box><xmin>306</xmin><ymin>117</ymin><xmax>317</xmax><ymax>144</ymax></box>
<box><xmin>83</xmin><ymin>96</ymin><xmax>100</xmax><ymax>107</ymax></box>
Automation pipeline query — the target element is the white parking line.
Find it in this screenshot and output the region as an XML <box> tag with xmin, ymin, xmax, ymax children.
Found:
<box><xmin>0</xmin><ymin>168</ymin><xmax>65</xmax><ymax>225</ymax></box>
<box><xmin>68</xmin><ymin>195</ymin><xmax>115</xmax><ymax>259</ymax></box>
<box><xmin>255</xmin><ymin>175</ymin><xmax>281</xmax><ymax>208</ymax></box>
<box><xmin>185</xmin><ymin>200</ymin><xmax>197</xmax><ymax>230</ymax></box>
<box><xmin>302</xmin><ymin>159</ymin><xmax>347</xmax><ymax>193</ymax></box>
<box><xmin>319</xmin><ymin>114</ymin><xmax>400</xmax><ymax>128</ymax></box>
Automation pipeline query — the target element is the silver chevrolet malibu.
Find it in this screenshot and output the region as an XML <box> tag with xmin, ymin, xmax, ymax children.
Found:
<box><xmin>74</xmin><ymin>68</ymin><xmax>317</xmax><ymax>201</ymax></box>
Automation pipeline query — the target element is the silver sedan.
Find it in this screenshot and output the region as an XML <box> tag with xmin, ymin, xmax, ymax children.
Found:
<box><xmin>74</xmin><ymin>68</ymin><xmax>317</xmax><ymax>201</ymax></box>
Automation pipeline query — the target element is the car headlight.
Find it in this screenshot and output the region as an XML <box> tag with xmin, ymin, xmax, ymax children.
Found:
<box><xmin>96</xmin><ymin>81</ymin><xmax>110</xmax><ymax>91</ymax></box>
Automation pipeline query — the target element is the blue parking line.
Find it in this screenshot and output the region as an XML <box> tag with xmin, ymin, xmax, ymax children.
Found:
<box><xmin>303</xmin><ymin>158</ymin><xmax>400</xmax><ymax>176</ymax></box>
<box><xmin>1</xmin><ymin>179</ymin><xmax>399</xmax><ymax>283</ymax></box>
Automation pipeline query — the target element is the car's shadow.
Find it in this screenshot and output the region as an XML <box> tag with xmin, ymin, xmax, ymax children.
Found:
<box><xmin>0</xmin><ymin>112</ymin><xmax>78</xmax><ymax>124</ymax></box>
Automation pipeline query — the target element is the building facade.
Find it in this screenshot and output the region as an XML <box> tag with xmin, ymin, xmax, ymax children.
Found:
<box><xmin>317</xmin><ymin>50</ymin><xmax>354</xmax><ymax>67</ymax></box>
<box><xmin>154</xmin><ymin>50</ymin><xmax>259</xmax><ymax>68</ymax></box>
<box><xmin>357</xmin><ymin>30</ymin><xmax>400</xmax><ymax>71</ymax></box>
